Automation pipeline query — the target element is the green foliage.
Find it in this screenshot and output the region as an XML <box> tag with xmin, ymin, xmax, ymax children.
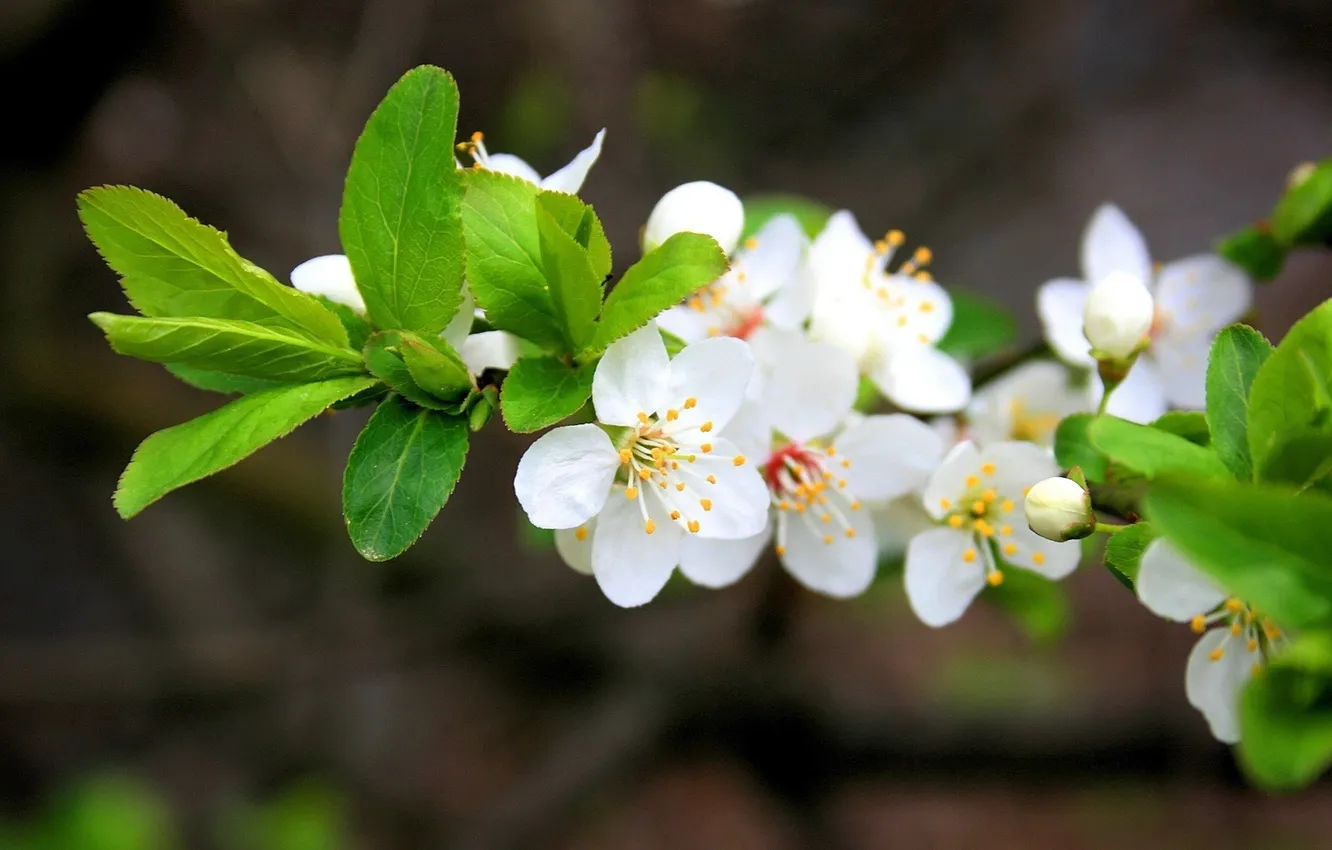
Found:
<box><xmin>1087</xmin><ymin>415</ymin><xmax>1229</xmax><ymax>480</ymax></box>
<box><xmin>740</xmin><ymin>194</ymin><xmax>833</xmax><ymax>240</ymax></box>
<box><xmin>1145</xmin><ymin>477</ymin><xmax>1332</xmax><ymax>630</ymax></box>
<box><xmin>339</xmin><ymin>66</ymin><xmax>466</xmax><ymax>335</ymax></box>
<box><xmin>1053</xmin><ymin>413</ymin><xmax>1108</xmax><ymax>482</ymax></box>
<box><xmin>115</xmin><ymin>377</ymin><xmax>378</xmax><ymax>518</ymax></box>
<box><xmin>1247</xmin><ymin>299</ymin><xmax>1332</xmax><ymax>479</ymax></box>
<box><xmin>937</xmin><ymin>290</ymin><xmax>1017</xmax><ymax>360</ymax></box>
<box><xmin>165</xmin><ymin>365</ymin><xmax>284</xmax><ymax>396</ymax></box>
<box><xmin>1239</xmin><ymin>631</ymin><xmax>1332</xmax><ymax>790</ymax></box>
<box><xmin>537</xmin><ymin>189</ymin><xmax>612</xmax><ymax>280</ymax></box>
<box><xmin>1271</xmin><ymin>159</ymin><xmax>1332</xmax><ymax>246</ymax></box>
<box><xmin>89</xmin><ymin>313</ymin><xmax>364</xmax><ymax>383</ymax></box>
<box><xmin>1205</xmin><ymin>324</ymin><xmax>1272</xmax><ymax>479</ymax></box>
<box><xmin>536</xmin><ymin>197</ymin><xmax>602</xmax><ymax>352</ymax></box>
<box><xmin>1217</xmin><ymin>225</ymin><xmax>1285</xmax><ymax>280</ymax></box>
<box><xmin>1150</xmin><ymin>411</ymin><xmax>1210</xmax><ymax>446</ymax></box>
<box><xmin>500</xmin><ymin>356</ymin><xmax>594</xmax><ymax>433</ymax></box>
<box><xmin>1103</xmin><ymin>522</ymin><xmax>1156</xmax><ymax>588</ymax></box>
<box><xmin>41</xmin><ymin>775</ymin><xmax>175</xmax><ymax>850</ymax></box>
<box><xmin>77</xmin><ymin>186</ymin><xmax>347</xmax><ymax>346</ymax></box>
<box><xmin>1260</xmin><ymin>430</ymin><xmax>1332</xmax><ymax>494</ymax></box>
<box><xmin>586</xmin><ymin>232</ymin><xmax>727</xmax><ymax>355</ymax></box>
<box><xmin>984</xmin><ymin>561</ymin><xmax>1069</xmax><ymax>642</ymax></box>
<box><xmin>362</xmin><ymin>333</ymin><xmax>455</xmax><ymax>411</ymax></box>
<box><xmin>221</xmin><ymin>780</ymin><xmax>348</xmax><ymax>850</ymax></box>
<box><xmin>396</xmin><ymin>332</ymin><xmax>472</xmax><ymax>400</ymax></box>
<box><xmin>342</xmin><ymin>396</ymin><xmax>469</xmax><ymax>561</ymax></box>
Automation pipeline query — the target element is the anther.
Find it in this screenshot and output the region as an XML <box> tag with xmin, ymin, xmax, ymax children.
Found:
<box><xmin>700</xmin><ymin>421</ymin><xmax>714</xmax><ymax>433</ymax></box>
<box><xmin>575</xmin><ymin>527</ymin><xmax>588</xmax><ymax>542</ymax></box>
<box><xmin>1032</xmin><ymin>552</ymin><xmax>1046</xmax><ymax>566</ymax></box>
<box><xmin>849</xmin><ymin>501</ymin><xmax>861</xmax><ymax>511</ymax></box>
<box><xmin>886</xmin><ymin>229</ymin><xmax>905</xmax><ymax>246</ymax></box>
<box><xmin>1225</xmin><ymin>598</ymin><xmax>1244</xmax><ymax>613</ymax></box>
<box><xmin>733</xmin><ymin>455</ymin><xmax>747</xmax><ymax>467</ymax></box>
<box><xmin>700</xmin><ymin>499</ymin><xmax>713</xmax><ymax>512</ymax></box>
<box><xmin>948</xmin><ymin>516</ymin><xmax>964</xmax><ymax>528</ymax></box>
<box><xmin>624</xmin><ymin>487</ymin><xmax>639</xmax><ymax>500</ymax></box>
<box><xmin>1000</xmin><ymin>500</ymin><xmax>1014</xmax><ymax>513</ymax></box>
<box><xmin>965</xmin><ymin>475</ymin><xmax>980</xmax><ymax>488</ymax></box>
<box><xmin>1190</xmin><ymin>615</ymin><xmax>1206</xmax><ymax>634</ymax></box>
<box><xmin>636</xmin><ymin>412</ymin><xmax>649</xmax><ymax>425</ymax></box>
<box><xmin>684</xmin><ymin>397</ymin><xmax>697</xmax><ymax>409</ymax></box>
<box><xmin>939</xmin><ymin>498</ymin><xmax>952</xmax><ymax>510</ymax></box>
<box><xmin>981</xmin><ymin>462</ymin><xmax>996</xmax><ymax>476</ymax></box>
<box><xmin>821</xmin><ymin>513</ymin><xmax>832</xmax><ymax>524</ymax></box>
<box><xmin>987</xmin><ymin>571</ymin><xmax>1004</xmax><ymax>587</ymax></box>
<box><xmin>701</xmin><ymin>443</ymin><xmax>713</xmax><ymax>453</ymax></box>
<box><xmin>1230</xmin><ymin>622</ymin><xmax>1243</xmax><ymax>636</ymax></box>
<box><xmin>666</xmin><ymin>409</ymin><xmax>679</xmax><ymax>421</ymax></box>
<box><xmin>470</xmin><ymin>130</ymin><xmax>484</xmax><ymax>142</ymax></box>
<box><xmin>823</xmin><ymin>535</ymin><xmax>834</xmax><ymax>545</ymax></box>
<box><xmin>1003</xmin><ymin>543</ymin><xmax>1017</xmax><ymax>557</ymax></box>
<box><xmin>1247</xmin><ymin>639</ymin><xmax>1258</xmax><ymax>653</ymax></box>
<box><xmin>644</xmin><ymin>519</ymin><xmax>656</xmax><ymax>534</ymax></box>
<box><xmin>1000</xmin><ymin>525</ymin><xmax>1012</xmax><ymax>536</ymax></box>
<box><xmin>840</xmin><ymin>458</ymin><xmax>851</xmax><ymax>468</ymax></box>
<box><xmin>670</xmin><ymin>510</ymin><xmax>681</xmax><ymax>520</ymax></box>
<box><xmin>971</xmin><ymin>501</ymin><xmax>987</xmax><ymax>516</ymax></box>
<box><xmin>706</xmin><ymin>474</ymin><xmax>717</xmax><ymax>484</ymax></box>
<box><xmin>1209</xmin><ymin>646</ymin><xmax>1225</xmax><ymax>662</ymax></box>
<box><xmin>914</xmin><ymin>246</ymin><xmax>933</xmax><ymax>264</ymax></box>
<box><xmin>775</xmin><ymin>545</ymin><xmax>787</xmax><ymax>556</ymax></box>
<box><xmin>920</xmin><ymin>302</ymin><xmax>935</xmax><ymax>313</ymax></box>
<box><xmin>675</xmin><ymin>482</ymin><xmax>686</xmax><ymax>492</ymax></box>
<box><xmin>688</xmin><ymin>520</ymin><xmax>701</xmax><ymax>534</ymax></box>
<box><xmin>744</xmin><ymin>237</ymin><xmax>759</xmax><ymax>251</ymax></box>
<box><xmin>962</xmin><ymin>549</ymin><xmax>977</xmax><ymax>564</ymax></box>
<box><xmin>981</xmin><ymin>489</ymin><xmax>996</xmax><ymax>502</ymax></box>
<box><xmin>638</xmin><ymin>469</ymin><xmax>651</xmax><ymax>480</ymax></box>
<box><xmin>845</xmin><ymin>528</ymin><xmax>856</xmax><ymax>538</ymax></box>
<box><xmin>619</xmin><ymin>449</ymin><xmax>632</xmax><ymax>464</ymax></box>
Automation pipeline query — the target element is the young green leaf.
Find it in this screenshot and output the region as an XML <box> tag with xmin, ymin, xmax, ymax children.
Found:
<box><xmin>115</xmin><ymin>375</ymin><xmax>379</xmax><ymax>518</ymax></box>
<box><xmin>1205</xmin><ymin>324</ymin><xmax>1273</xmax><ymax>479</ymax></box>
<box><xmin>937</xmin><ymin>290</ymin><xmax>1017</xmax><ymax>360</ymax></box>
<box><xmin>1239</xmin><ymin>631</ymin><xmax>1332</xmax><ymax>790</ymax></box>
<box><xmin>1260</xmin><ymin>430</ymin><xmax>1332</xmax><ymax>494</ymax></box>
<box><xmin>1271</xmin><ymin>159</ymin><xmax>1332</xmax><ymax>246</ymax></box>
<box><xmin>77</xmin><ymin>186</ymin><xmax>347</xmax><ymax>346</ymax></box>
<box><xmin>536</xmin><ymin>190</ymin><xmax>612</xmax><ymax>281</ymax></box>
<box><xmin>1103</xmin><ymin>521</ymin><xmax>1156</xmax><ymax>588</ymax></box>
<box><xmin>397</xmin><ymin>331</ymin><xmax>472</xmax><ymax>399</ymax></box>
<box><xmin>1151</xmin><ymin>411</ymin><xmax>1210</xmax><ymax>446</ymax></box>
<box><xmin>362</xmin><ymin>334</ymin><xmax>454</xmax><ymax>411</ymax></box>
<box><xmin>460</xmin><ymin>170</ymin><xmax>564</xmax><ymax>349</ymax></box>
<box><xmin>586</xmin><ymin>232</ymin><xmax>727</xmax><ymax>355</ymax></box>
<box><xmin>500</xmin><ymin>356</ymin><xmax>594</xmax><ymax>433</ymax></box>
<box><xmin>1216</xmin><ymin>225</ymin><xmax>1286</xmax><ymax>281</ymax></box>
<box><xmin>165</xmin><ymin>365</ymin><xmax>284</xmax><ymax>396</ymax></box>
<box><xmin>1087</xmin><ymin>415</ymin><xmax>1230</xmax><ymax>480</ymax></box>
<box><xmin>342</xmin><ymin>396</ymin><xmax>469</xmax><ymax>561</ymax></box>
<box><xmin>90</xmin><ymin>313</ymin><xmax>365</xmax><ymax>382</ymax></box>
<box><xmin>1053</xmin><ymin>413</ymin><xmax>1109</xmax><ymax>483</ymax></box>
<box><xmin>339</xmin><ymin>66</ymin><xmax>466</xmax><ymax>335</ymax></box>
<box><xmin>536</xmin><ymin>198</ymin><xmax>602</xmax><ymax>351</ymax></box>
<box><xmin>1247</xmin><ymin>298</ymin><xmax>1332</xmax><ymax>477</ymax></box>
<box><xmin>1144</xmin><ymin>477</ymin><xmax>1332</xmax><ymax>629</ymax></box>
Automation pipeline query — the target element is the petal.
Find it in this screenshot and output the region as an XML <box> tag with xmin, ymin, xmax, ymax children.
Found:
<box><xmin>893</xmin><ymin>277</ymin><xmax>954</xmax><ymax>344</ymax></box>
<box><xmin>869</xmin><ymin>345</ymin><xmax>972</xmax><ymax>414</ymax></box>
<box><xmin>290</xmin><ymin>254</ymin><xmax>365</xmax><ymax>313</ymax></box>
<box><xmin>735</xmin><ymin>214</ymin><xmax>805</xmax><ymax>302</ymax></box>
<box><xmin>809</xmin><ymin>210</ymin><xmax>874</xmax><ymax>289</ymax></box>
<box><xmin>1137</xmin><ymin>538</ymin><xmax>1227</xmax><ymax>622</ymax></box>
<box><xmin>980</xmin><ymin>440</ymin><xmax>1060</xmax><ymax>502</ymax></box>
<box><xmin>763</xmin><ymin>260</ymin><xmax>815</xmax><ymax>329</ymax></box>
<box><xmin>655</xmin><ymin>304</ymin><xmax>711</xmax><ymax>344</ymax></box>
<box><xmin>642</xmin><ymin>180</ymin><xmax>744</xmax><ymax>255</ymax></box>
<box><xmin>1155</xmin><ymin>255</ymin><xmax>1251</xmax><ymax>332</ymax></box>
<box><xmin>904</xmin><ymin>527</ymin><xmax>986</xmax><ymax>627</ymax></box>
<box><xmin>871</xmin><ymin>495</ymin><xmax>938</xmax><ymax>560</ymax></box>
<box><xmin>1095</xmin><ymin>356</ymin><xmax>1167</xmax><ymax>423</ymax></box>
<box><xmin>834</xmin><ymin>414</ymin><xmax>943</xmax><ymax>501</ymax></box>
<box><xmin>592</xmin><ymin>321</ymin><xmax>671</xmax><ymax>426</ymax></box>
<box><xmin>1003</xmin><ymin>522</ymin><xmax>1081</xmax><ymax>579</ymax></box>
<box><xmin>1185</xmin><ymin>628</ymin><xmax>1257</xmax><ymax>744</ymax></box>
<box><xmin>513</xmin><ymin>424</ymin><xmax>619</xmax><ymax>528</ymax></box>
<box><xmin>540</xmin><ymin>128</ymin><xmax>606</xmax><ymax>195</ymax></box>
<box><xmin>754</xmin><ymin>331</ymin><xmax>858</xmax><ymax>442</ymax></box>
<box><xmin>673</xmin><ymin>439</ymin><xmax>771</xmax><ymax>540</ymax></box>
<box><xmin>554</xmin><ymin>520</ymin><xmax>595</xmax><ymax>575</ymax></box>
<box><xmin>485</xmin><ymin>153</ymin><xmax>543</xmax><ymax>185</ymax></box>
<box><xmin>1081</xmin><ymin>203</ymin><xmax>1151</xmax><ymax>287</ymax></box>
<box><xmin>440</xmin><ymin>286</ymin><xmax>476</xmax><ymax>350</ymax></box>
<box><xmin>679</xmin><ymin>524</ymin><xmax>771</xmax><ymax>588</ymax></box>
<box><xmin>779</xmin><ymin>504</ymin><xmax>877</xmax><ymax>598</ymax></box>
<box><xmin>922</xmin><ymin>441</ymin><xmax>982</xmax><ymax>520</ymax></box>
<box><xmin>966</xmin><ymin>359</ymin><xmax>1087</xmax><ymax>447</ymax></box>
<box><xmin>1153</xmin><ymin>333</ymin><xmax>1210</xmax><ymax>410</ymax></box>
<box><xmin>591</xmin><ymin>492</ymin><xmax>683</xmax><ymax>607</ymax></box>
<box><xmin>717</xmin><ymin>400</ymin><xmax>773</xmax><ymax>459</ymax></box>
<box><xmin>1036</xmin><ymin>278</ymin><xmax>1093</xmax><ymax>366</ymax></box>
<box><xmin>662</xmin><ymin>336</ymin><xmax>754</xmax><ymax>437</ymax></box>
<box><xmin>459</xmin><ymin>331</ymin><xmax>520</xmax><ymax>374</ymax></box>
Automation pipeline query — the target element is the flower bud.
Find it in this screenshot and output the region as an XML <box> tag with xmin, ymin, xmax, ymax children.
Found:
<box><xmin>1024</xmin><ymin>476</ymin><xmax>1094</xmax><ymax>542</ymax></box>
<box><xmin>1082</xmin><ymin>270</ymin><xmax>1153</xmax><ymax>360</ymax></box>
<box><xmin>643</xmin><ymin>181</ymin><xmax>744</xmax><ymax>255</ymax></box>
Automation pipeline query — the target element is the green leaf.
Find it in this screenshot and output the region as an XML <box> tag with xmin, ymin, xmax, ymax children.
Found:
<box><xmin>460</xmin><ymin>169</ymin><xmax>564</xmax><ymax>349</ymax></box>
<box><xmin>90</xmin><ymin>312</ymin><xmax>365</xmax><ymax>382</ymax></box>
<box><xmin>1239</xmin><ymin>631</ymin><xmax>1332</xmax><ymax>790</ymax></box>
<box><xmin>1103</xmin><ymin>521</ymin><xmax>1156</xmax><ymax>588</ymax></box>
<box><xmin>937</xmin><ymin>290</ymin><xmax>1017</xmax><ymax>360</ymax></box>
<box><xmin>660</xmin><ymin>328</ymin><xmax>688</xmax><ymax>358</ymax></box>
<box><xmin>339</xmin><ymin>66</ymin><xmax>466</xmax><ymax>335</ymax></box>
<box><xmin>46</xmin><ymin>776</ymin><xmax>175</xmax><ymax>850</ymax></box>
<box><xmin>1053</xmin><ymin>413</ymin><xmax>1108</xmax><ymax>483</ymax></box>
<box><xmin>740</xmin><ymin>193</ymin><xmax>833</xmax><ymax>240</ymax></box>
<box><xmin>1145</xmin><ymin>477</ymin><xmax>1332</xmax><ymax>629</ymax></box>
<box><xmin>1205</xmin><ymin>324</ymin><xmax>1273</xmax><ymax>479</ymax></box>
<box><xmin>397</xmin><ymin>331</ymin><xmax>472</xmax><ymax>399</ymax></box>
<box><xmin>313</xmin><ymin>295</ymin><xmax>373</xmax><ymax>350</ymax></box>
<box><xmin>535</xmin><ymin>196</ymin><xmax>602</xmax><ymax>352</ymax></box>
<box><xmin>342</xmin><ymin>396</ymin><xmax>469</xmax><ymax>561</ymax></box>
<box><xmin>1248</xmin><ymin>299</ymin><xmax>1332</xmax><ymax>477</ymax></box>
<box><xmin>1272</xmin><ymin>159</ymin><xmax>1332</xmax><ymax>246</ymax></box>
<box><xmin>500</xmin><ymin>356</ymin><xmax>594</xmax><ymax>432</ymax></box>
<box><xmin>1087</xmin><ymin>415</ymin><xmax>1230</xmax><ymax>480</ymax></box>
<box><xmin>165</xmin><ymin>364</ymin><xmax>284</xmax><ymax>396</ymax></box>
<box><xmin>115</xmin><ymin>376</ymin><xmax>378</xmax><ymax>518</ymax></box>
<box><xmin>586</xmin><ymin>232</ymin><xmax>727</xmax><ymax>356</ymax></box>
<box><xmin>536</xmin><ymin>190</ymin><xmax>612</xmax><ymax>281</ymax></box>
<box><xmin>984</xmin><ymin>560</ymin><xmax>1069</xmax><ymax>642</ymax></box>
<box><xmin>362</xmin><ymin>334</ymin><xmax>454</xmax><ymax>410</ymax></box>
<box><xmin>1216</xmin><ymin>225</ymin><xmax>1286</xmax><ymax>281</ymax></box>
<box><xmin>1151</xmin><ymin>411</ymin><xmax>1210</xmax><ymax>446</ymax></box>
<box><xmin>1261</xmin><ymin>429</ymin><xmax>1332</xmax><ymax>494</ymax></box>
<box><xmin>77</xmin><ymin>186</ymin><xmax>347</xmax><ymax>346</ymax></box>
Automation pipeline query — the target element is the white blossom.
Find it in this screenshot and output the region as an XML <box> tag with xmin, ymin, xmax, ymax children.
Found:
<box><xmin>460</xmin><ymin>129</ymin><xmax>606</xmax><ymax>194</ymax></box>
<box><xmin>960</xmin><ymin>360</ymin><xmax>1089</xmax><ymax>448</ymax></box>
<box><xmin>643</xmin><ymin>181</ymin><xmax>745</xmax><ymax>255</ymax></box>
<box><xmin>1024</xmin><ymin>476</ymin><xmax>1094</xmax><ymax>542</ymax></box>
<box><xmin>1082</xmin><ymin>271</ymin><xmax>1154</xmax><ymax>359</ymax></box>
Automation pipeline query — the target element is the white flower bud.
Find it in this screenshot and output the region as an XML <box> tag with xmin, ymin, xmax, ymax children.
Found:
<box><xmin>1024</xmin><ymin>476</ymin><xmax>1094</xmax><ymax>542</ymax></box>
<box><xmin>1082</xmin><ymin>270</ymin><xmax>1153</xmax><ymax>360</ymax></box>
<box><xmin>643</xmin><ymin>181</ymin><xmax>744</xmax><ymax>255</ymax></box>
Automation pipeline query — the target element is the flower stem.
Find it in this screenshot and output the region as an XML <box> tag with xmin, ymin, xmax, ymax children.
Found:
<box><xmin>1095</xmin><ymin>522</ymin><xmax>1127</xmax><ymax>535</ymax></box>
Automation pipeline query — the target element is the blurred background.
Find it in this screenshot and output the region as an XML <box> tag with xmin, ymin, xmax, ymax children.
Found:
<box><xmin>2</xmin><ymin>0</ymin><xmax>1331</xmax><ymax>847</ymax></box>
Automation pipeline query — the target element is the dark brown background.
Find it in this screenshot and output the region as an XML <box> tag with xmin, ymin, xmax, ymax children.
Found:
<box><xmin>2</xmin><ymin>0</ymin><xmax>1331</xmax><ymax>847</ymax></box>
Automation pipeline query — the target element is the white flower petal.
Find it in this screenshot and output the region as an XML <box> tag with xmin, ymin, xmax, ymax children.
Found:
<box><xmin>485</xmin><ymin>153</ymin><xmax>543</xmax><ymax>185</ymax></box>
<box><xmin>922</xmin><ymin>441</ymin><xmax>982</xmax><ymax>520</ymax></box>
<box><xmin>1153</xmin><ymin>333</ymin><xmax>1211</xmax><ymax>410</ymax></box>
<box><xmin>1155</xmin><ymin>255</ymin><xmax>1251</xmax><ymax>334</ymax></box>
<box><xmin>679</xmin><ymin>524</ymin><xmax>771</xmax><ymax>588</ymax></box>
<box><xmin>1081</xmin><ymin>203</ymin><xmax>1151</xmax><ymax>288</ymax></box>
<box><xmin>763</xmin><ymin>260</ymin><xmax>815</xmax><ymax>329</ymax></box>
<box><xmin>554</xmin><ymin>520</ymin><xmax>595</xmax><ymax>575</ymax></box>
<box><xmin>753</xmin><ymin>330</ymin><xmax>858</xmax><ymax>442</ymax></box>
<box><xmin>655</xmin><ymin>304</ymin><xmax>710</xmax><ymax>344</ymax></box>
<box><xmin>514</xmin><ymin>424</ymin><xmax>619</xmax><ymax>528</ymax></box>
<box><xmin>674</xmin><ymin>438</ymin><xmax>771</xmax><ymax>540</ymax></box>
<box><xmin>1185</xmin><ymin>628</ymin><xmax>1258</xmax><ymax>744</ymax></box>
<box><xmin>1037</xmin><ymin>278</ymin><xmax>1093</xmax><ymax>366</ymax></box>
<box><xmin>591</xmin><ymin>321</ymin><xmax>671</xmax><ymax>426</ymax></box>
<box><xmin>643</xmin><ymin>180</ymin><xmax>744</xmax><ymax>255</ymax></box>
<box><xmin>871</xmin><ymin>496</ymin><xmax>937</xmax><ymax>560</ymax></box>
<box><xmin>663</xmin><ymin>336</ymin><xmax>754</xmax><ymax>436</ymax></box>
<box><xmin>834</xmin><ymin>414</ymin><xmax>943</xmax><ymax>501</ymax></box>
<box><xmin>540</xmin><ymin>128</ymin><xmax>606</xmax><ymax>195</ymax></box>
<box><xmin>717</xmin><ymin>400</ymin><xmax>773</xmax><ymax>459</ymax></box>
<box><xmin>809</xmin><ymin>210</ymin><xmax>873</xmax><ymax>289</ymax></box>
<box><xmin>735</xmin><ymin>214</ymin><xmax>805</xmax><ymax>302</ymax></box>
<box><xmin>459</xmin><ymin>331</ymin><xmax>520</xmax><ymax>374</ymax></box>
<box><xmin>1137</xmin><ymin>538</ymin><xmax>1227</xmax><ymax>622</ymax></box>
<box><xmin>981</xmin><ymin>440</ymin><xmax>1060</xmax><ymax>502</ymax></box>
<box><xmin>1003</xmin><ymin>522</ymin><xmax>1081</xmax><ymax>579</ymax></box>
<box><xmin>966</xmin><ymin>359</ymin><xmax>1087</xmax><ymax>447</ymax></box>
<box><xmin>440</xmin><ymin>286</ymin><xmax>476</xmax><ymax>350</ymax></box>
<box><xmin>869</xmin><ymin>344</ymin><xmax>972</xmax><ymax>413</ymax></box>
<box><xmin>591</xmin><ymin>492</ymin><xmax>683</xmax><ymax>607</ymax></box>
<box><xmin>779</xmin><ymin>504</ymin><xmax>877</xmax><ymax>598</ymax></box>
<box><xmin>904</xmin><ymin>527</ymin><xmax>986</xmax><ymax>627</ymax></box>
<box><xmin>894</xmin><ymin>277</ymin><xmax>954</xmax><ymax>344</ymax></box>
<box><xmin>1095</xmin><ymin>356</ymin><xmax>1167</xmax><ymax>423</ymax></box>
<box><xmin>290</xmin><ymin>254</ymin><xmax>365</xmax><ymax>313</ymax></box>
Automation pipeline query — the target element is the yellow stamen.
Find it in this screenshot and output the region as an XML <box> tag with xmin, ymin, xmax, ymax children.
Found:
<box><xmin>940</xmin><ymin>498</ymin><xmax>952</xmax><ymax>510</ymax></box>
<box><xmin>644</xmin><ymin>519</ymin><xmax>656</xmax><ymax>534</ymax></box>
<box><xmin>707</xmin><ymin>474</ymin><xmax>717</xmax><ymax>484</ymax></box>
<box><xmin>636</xmin><ymin>411</ymin><xmax>649</xmax><ymax>424</ymax></box>
<box><xmin>981</xmin><ymin>489</ymin><xmax>996</xmax><ymax>502</ymax></box>
<box><xmin>1247</xmin><ymin>639</ymin><xmax>1258</xmax><ymax>653</ymax></box>
<box><xmin>987</xmin><ymin>571</ymin><xmax>1004</xmax><ymax>587</ymax></box>
<box><xmin>1225</xmin><ymin>598</ymin><xmax>1244</xmax><ymax>613</ymax></box>
<box><xmin>914</xmin><ymin>246</ymin><xmax>933</xmax><ymax>264</ymax></box>
<box><xmin>1003</xmin><ymin>543</ymin><xmax>1017</xmax><ymax>557</ymax></box>
<box><xmin>948</xmin><ymin>515</ymin><xmax>963</xmax><ymax>528</ymax></box>
<box><xmin>666</xmin><ymin>409</ymin><xmax>679</xmax><ymax>421</ymax></box>
<box><xmin>1000</xmin><ymin>525</ymin><xmax>1012</xmax><ymax>536</ymax></box>
<box><xmin>886</xmin><ymin>229</ymin><xmax>905</xmax><ymax>246</ymax></box>
<box><xmin>624</xmin><ymin>487</ymin><xmax>638</xmax><ymax>500</ymax></box>
<box><xmin>688</xmin><ymin>520</ymin><xmax>701</xmax><ymax>534</ymax></box>
<box><xmin>1230</xmin><ymin>622</ymin><xmax>1243</xmax><ymax>636</ymax></box>
<box><xmin>745</xmin><ymin>237</ymin><xmax>759</xmax><ymax>251</ymax></box>
<box><xmin>840</xmin><ymin>458</ymin><xmax>851</xmax><ymax>468</ymax></box>
<box><xmin>1032</xmin><ymin>552</ymin><xmax>1045</xmax><ymax>566</ymax></box>
<box><xmin>1209</xmin><ymin>646</ymin><xmax>1225</xmax><ymax>662</ymax></box>
<box><xmin>683</xmin><ymin>397</ymin><xmax>697</xmax><ymax>409</ymax></box>
<box><xmin>971</xmin><ymin>501</ymin><xmax>987</xmax><ymax>516</ymax></box>
<box><xmin>675</xmin><ymin>482</ymin><xmax>686</xmax><ymax>492</ymax></box>
<box><xmin>1190</xmin><ymin>615</ymin><xmax>1206</xmax><ymax>634</ymax></box>
<box><xmin>965</xmin><ymin>475</ymin><xmax>980</xmax><ymax>488</ymax></box>
<box><xmin>962</xmin><ymin>549</ymin><xmax>977</xmax><ymax>564</ymax></box>
<box><xmin>775</xmin><ymin>545</ymin><xmax>786</xmax><ymax>555</ymax></box>
<box><xmin>700</xmin><ymin>499</ymin><xmax>713</xmax><ymax>512</ymax></box>
<box><xmin>638</xmin><ymin>468</ymin><xmax>651</xmax><ymax>480</ymax></box>
<box><xmin>733</xmin><ymin>455</ymin><xmax>747</xmax><ymax>467</ymax></box>
<box><xmin>670</xmin><ymin>510</ymin><xmax>681</xmax><ymax>520</ymax></box>
<box><xmin>823</xmin><ymin>535</ymin><xmax>834</xmax><ymax>545</ymax></box>
<box><xmin>1000</xmin><ymin>500</ymin><xmax>1014</xmax><ymax>513</ymax></box>
<box><xmin>618</xmin><ymin>449</ymin><xmax>632</xmax><ymax>464</ymax></box>
<box><xmin>845</xmin><ymin>528</ymin><xmax>856</xmax><ymax>539</ymax></box>
<box><xmin>575</xmin><ymin>527</ymin><xmax>588</xmax><ymax>542</ymax></box>
<box><xmin>849</xmin><ymin>500</ymin><xmax>861</xmax><ymax>511</ymax></box>
<box><xmin>700</xmin><ymin>421</ymin><xmax>714</xmax><ymax>433</ymax></box>
<box><xmin>701</xmin><ymin>443</ymin><xmax>713</xmax><ymax>453</ymax></box>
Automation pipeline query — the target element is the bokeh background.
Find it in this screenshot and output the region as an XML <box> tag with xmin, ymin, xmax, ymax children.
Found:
<box><xmin>2</xmin><ymin>0</ymin><xmax>1332</xmax><ymax>847</ymax></box>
